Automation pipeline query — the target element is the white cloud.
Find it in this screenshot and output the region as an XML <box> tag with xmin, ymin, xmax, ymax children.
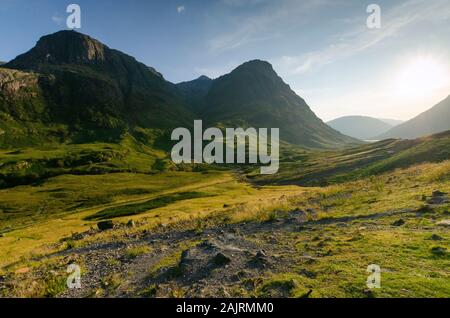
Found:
<box><xmin>208</xmin><ymin>0</ymin><xmax>334</xmax><ymax>53</ymax></box>
<box><xmin>51</xmin><ymin>14</ymin><xmax>64</xmax><ymax>25</ymax></box>
<box><xmin>177</xmin><ymin>5</ymin><xmax>185</xmax><ymax>14</ymax></box>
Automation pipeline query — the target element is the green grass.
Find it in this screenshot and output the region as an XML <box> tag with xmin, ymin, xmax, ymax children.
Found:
<box><xmin>1</xmin><ymin>129</ymin><xmax>449</xmax><ymax>297</ymax></box>
<box><xmin>85</xmin><ymin>191</ymin><xmax>215</xmax><ymax>220</ymax></box>
<box><xmin>250</xmin><ymin>131</ymin><xmax>450</xmax><ymax>186</ymax></box>
<box><xmin>125</xmin><ymin>246</ymin><xmax>152</xmax><ymax>259</ymax></box>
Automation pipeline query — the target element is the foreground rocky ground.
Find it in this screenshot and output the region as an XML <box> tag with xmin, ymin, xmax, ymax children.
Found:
<box><xmin>1</xmin><ymin>164</ymin><xmax>449</xmax><ymax>298</ymax></box>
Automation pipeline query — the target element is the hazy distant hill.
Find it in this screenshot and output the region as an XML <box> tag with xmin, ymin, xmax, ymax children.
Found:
<box><xmin>327</xmin><ymin>116</ymin><xmax>393</xmax><ymax>140</ymax></box>
<box><xmin>378</xmin><ymin>118</ymin><xmax>404</xmax><ymax>126</ymax></box>
<box><xmin>0</xmin><ymin>62</ymin><xmax>5</xmax><ymax>65</ymax></box>
<box><xmin>197</xmin><ymin>60</ymin><xmax>359</xmax><ymax>148</ymax></box>
<box><xmin>377</xmin><ymin>95</ymin><xmax>450</xmax><ymax>140</ymax></box>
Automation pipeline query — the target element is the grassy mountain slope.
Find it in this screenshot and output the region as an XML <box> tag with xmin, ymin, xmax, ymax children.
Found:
<box><xmin>1</xmin><ymin>31</ymin><xmax>193</xmax><ymax>147</ymax></box>
<box><xmin>248</xmin><ymin>130</ymin><xmax>450</xmax><ymax>186</ymax></box>
<box><xmin>377</xmin><ymin>95</ymin><xmax>450</xmax><ymax>139</ymax></box>
<box><xmin>192</xmin><ymin>60</ymin><xmax>360</xmax><ymax>148</ymax></box>
<box><xmin>327</xmin><ymin>116</ymin><xmax>393</xmax><ymax>140</ymax></box>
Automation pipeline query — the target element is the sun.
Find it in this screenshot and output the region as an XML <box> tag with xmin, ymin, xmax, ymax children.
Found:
<box><xmin>395</xmin><ymin>56</ymin><xmax>449</xmax><ymax>97</ymax></box>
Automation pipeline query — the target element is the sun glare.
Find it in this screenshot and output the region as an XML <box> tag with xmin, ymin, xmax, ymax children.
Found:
<box><xmin>395</xmin><ymin>56</ymin><xmax>449</xmax><ymax>97</ymax></box>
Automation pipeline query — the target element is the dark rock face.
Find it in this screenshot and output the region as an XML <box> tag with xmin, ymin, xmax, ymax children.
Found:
<box><xmin>1</xmin><ymin>31</ymin><xmax>193</xmax><ymax>145</ymax></box>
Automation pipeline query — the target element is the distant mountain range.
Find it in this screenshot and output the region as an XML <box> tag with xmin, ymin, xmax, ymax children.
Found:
<box><xmin>0</xmin><ymin>30</ymin><xmax>358</xmax><ymax>149</ymax></box>
<box><xmin>377</xmin><ymin>95</ymin><xmax>450</xmax><ymax>140</ymax></box>
<box><xmin>327</xmin><ymin>116</ymin><xmax>397</xmax><ymax>140</ymax></box>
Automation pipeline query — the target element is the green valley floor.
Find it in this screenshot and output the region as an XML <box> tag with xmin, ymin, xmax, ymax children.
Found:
<box><xmin>0</xmin><ymin>157</ymin><xmax>449</xmax><ymax>297</ymax></box>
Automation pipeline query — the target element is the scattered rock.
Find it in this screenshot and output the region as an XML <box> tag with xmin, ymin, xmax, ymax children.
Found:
<box><xmin>417</xmin><ymin>205</ymin><xmax>433</xmax><ymax>213</ymax></box>
<box><xmin>427</xmin><ymin>197</ymin><xmax>448</xmax><ymax>205</ymax></box>
<box><xmin>436</xmin><ymin>220</ymin><xmax>450</xmax><ymax>227</ymax></box>
<box><xmin>212</xmin><ymin>252</ymin><xmax>231</xmax><ymax>267</ymax></box>
<box><xmin>427</xmin><ymin>191</ymin><xmax>449</xmax><ymax>205</ymax></box>
<box><xmin>432</xmin><ymin>190</ymin><xmax>447</xmax><ymax>197</ymax></box>
<box><xmin>230</xmin><ymin>270</ymin><xmax>250</xmax><ymax>282</ymax></box>
<box><xmin>391</xmin><ymin>219</ymin><xmax>405</xmax><ymax>226</ymax></box>
<box><xmin>249</xmin><ymin>249</ymin><xmax>269</xmax><ymax>268</ymax></box>
<box><xmin>97</xmin><ymin>220</ymin><xmax>114</xmax><ymax>231</ymax></box>
<box><xmin>363</xmin><ymin>289</ymin><xmax>375</xmax><ymax>298</ymax></box>
<box><xmin>256</xmin><ymin>250</ymin><xmax>267</xmax><ymax>258</ymax></box>
<box><xmin>299</xmin><ymin>269</ymin><xmax>316</xmax><ymax>279</ymax></box>
<box><xmin>431</xmin><ymin>246</ymin><xmax>447</xmax><ymax>256</ymax></box>
<box><xmin>428</xmin><ymin>234</ymin><xmax>443</xmax><ymax>241</ymax></box>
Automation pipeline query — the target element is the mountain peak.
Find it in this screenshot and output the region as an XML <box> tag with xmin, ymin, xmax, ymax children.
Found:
<box><xmin>6</xmin><ymin>30</ymin><xmax>109</xmax><ymax>69</ymax></box>
<box><xmin>233</xmin><ymin>59</ymin><xmax>274</xmax><ymax>73</ymax></box>
<box><xmin>197</xmin><ymin>75</ymin><xmax>212</xmax><ymax>81</ymax></box>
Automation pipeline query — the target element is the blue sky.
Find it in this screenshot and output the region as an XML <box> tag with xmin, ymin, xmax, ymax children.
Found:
<box><xmin>1</xmin><ymin>0</ymin><xmax>450</xmax><ymax>121</ymax></box>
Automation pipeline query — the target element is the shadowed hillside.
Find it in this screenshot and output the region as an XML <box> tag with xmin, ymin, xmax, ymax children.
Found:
<box><xmin>377</xmin><ymin>95</ymin><xmax>450</xmax><ymax>139</ymax></box>
<box><xmin>1</xmin><ymin>31</ymin><xmax>193</xmax><ymax>147</ymax></box>
<box><xmin>198</xmin><ymin>60</ymin><xmax>359</xmax><ymax>148</ymax></box>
